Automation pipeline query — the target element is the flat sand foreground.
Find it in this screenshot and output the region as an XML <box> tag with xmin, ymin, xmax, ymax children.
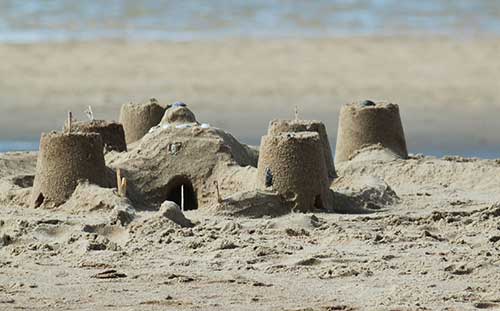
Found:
<box><xmin>1</xmin><ymin>37</ymin><xmax>500</xmax><ymax>155</ymax></box>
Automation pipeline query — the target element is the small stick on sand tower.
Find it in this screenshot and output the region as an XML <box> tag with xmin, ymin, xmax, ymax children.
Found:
<box><xmin>65</xmin><ymin>111</ymin><xmax>73</xmax><ymax>134</ymax></box>
<box><xmin>214</xmin><ymin>180</ymin><xmax>222</xmax><ymax>203</ymax></box>
<box><xmin>116</xmin><ymin>168</ymin><xmax>127</xmax><ymax>197</ymax></box>
<box><xmin>85</xmin><ymin>105</ymin><xmax>94</xmax><ymax>121</ymax></box>
<box><xmin>294</xmin><ymin>105</ymin><xmax>299</xmax><ymax>121</ymax></box>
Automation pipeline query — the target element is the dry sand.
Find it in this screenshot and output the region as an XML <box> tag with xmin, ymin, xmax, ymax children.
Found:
<box><xmin>1</xmin><ymin>37</ymin><xmax>500</xmax><ymax>310</ymax></box>
<box><xmin>2</xmin><ymin>37</ymin><xmax>500</xmax><ymax>154</ymax></box>
<box><xmin>0</xmin><ymin>149</ymin><xmax>499</xmax><ymax>310</ymax></box>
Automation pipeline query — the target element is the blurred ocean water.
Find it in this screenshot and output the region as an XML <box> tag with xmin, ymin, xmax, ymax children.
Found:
<box><xmin>1</xmin><ymin>0</ymin><xmax>500</xmax><ymax>42</ymax></box>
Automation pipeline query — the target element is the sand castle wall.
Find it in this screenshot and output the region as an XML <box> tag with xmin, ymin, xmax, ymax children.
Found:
<box><xmin>256</xmin><ymin>132</ymin><xmax>331</xmax><ymax>212</ymax></box>
<box><xmin>119</xmin><ymin>100</ymin><xmax>166</xmax><ymax>144</ymax></box>
<box><xmin>335</xmin><ymin>101</ymin><xmax>408</xmax><ymax>163</ymax></box>
<box><xmin>31</xmin><ymin>132</ymin><xmax>108</xmax><ymax>208</ymax></box>
<box><xmin>268</xmin><ymin>119</ymin><xmax>337</xmax><ymax>179</ymax></box>
<box><xmin>67</xmin><ymin>120</ymin><xmax>127</xmax><ymax>152</ymax></box>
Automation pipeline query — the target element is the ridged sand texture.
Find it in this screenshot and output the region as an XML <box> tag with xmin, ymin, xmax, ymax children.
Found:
<box><xmin>31</xmin><ymin>132</ymin><xmax>108</xmax><ymax>208</ymax></box>
<box><xmin>268</xmin><ymin>119</ymin><xmax>337</xmax><ymax>179</ymax></box>
<box><xmin>335</xmin><ymin>101</ymin><xmax>408</xmax><ymax>163</ymax></box>
<box><xmin>257</xmin><ymin>132</ymin><xmax>331</xmax><ymax>212</ymax></box>
<box><xmin>119</xmin><ymin>100</ymin><xmax>166</xmax><ymax>144</ymax></box>
<box><xmin>66</xmin><ymin>120</ymin><xmax>127</xmax><ymax>152</ymax></box>
<box><xmin>161</xmin><ymin>106</ymin><xmax>198</xmax><ymax>124</ymax></box>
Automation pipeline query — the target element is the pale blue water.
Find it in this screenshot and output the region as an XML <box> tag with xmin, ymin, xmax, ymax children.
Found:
<box><xmin>1</xmin><ymin>0</ymin><xmax>500</xmax><ymax>42</ymax></box>
<box><xmin>0</xmin><ymin>141</ymin><xmax>39</xmax><ymax>153</ymax></box>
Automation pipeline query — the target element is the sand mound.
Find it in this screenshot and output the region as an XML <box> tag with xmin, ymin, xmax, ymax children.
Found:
<box><xmin>59</xmin><ymin>182</ymin><xmax>135</xmax><ymax>216</ymax></box>
<box><xmin>159</xmin><ymin>201</ymin><xmax>194</xmax><ymax>228</ymax></box>
<box><xmin>107</xmin><ymin>124</ymin><xmax>258</xmax><ymax>209</ymax></box>
<box><xmin>331</xmin><ymin>175</ymin><xmax>399</xmax><ymax>213</ymax></box>
<box><xmin>210</xmin><ymin>190</ymin><xmax>291</xmax><ymax>218</ymax></box>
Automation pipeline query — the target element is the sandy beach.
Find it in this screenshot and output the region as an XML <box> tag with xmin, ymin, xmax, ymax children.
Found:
<box><xmin>2</xmin><ymin>37</ymin><xmax>500</xmax><ymax>155</ymax></box>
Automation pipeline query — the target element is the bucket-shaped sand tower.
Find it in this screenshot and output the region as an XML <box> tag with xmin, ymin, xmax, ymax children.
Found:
<box><xmin>268</xmin><ymin>119</ymin><xmax>337</xmax><ymax>179</ymax></box>
<box><xmin>119</xmin><ymin>99</ymin><xmax>166</xmax><ymax>144</ymax></box>
<box><xmin>161</xmin><ymin>102</ymin><xmax>198</xmax><ymax>125</ymax></box>
<box><xmin>257</xmin><ymin>132</ymin><xmax>331</xmax><ymax>212</ymax></box>
<box><xmin>65</xmin><ymin>120</ymin><xmax>127</xmax><ymax>152</ymax></box>
<box><xmin>335</xmin><ymin>100</ymin><xmax>408</xmax><ymax>163</ymax></box>
<box><xmin>31</xmin><ymin>132</ymin><xmax>108</xmax><ymax>208</ymax></box>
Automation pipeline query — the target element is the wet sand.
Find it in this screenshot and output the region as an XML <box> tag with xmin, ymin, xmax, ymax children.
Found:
<box><xmin>1</xmin><ymin>37</ymin><xmax>500</xmax><ymax>156</ymax></box>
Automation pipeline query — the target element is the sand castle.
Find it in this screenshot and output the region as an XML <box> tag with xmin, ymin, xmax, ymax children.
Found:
<box><xmin>31</xmin><ymin>132</ymin><xmax>108</xmax><ymax>208</ymax></box>
<box><xmin>256</xmin><ymin>131</ymin><xmax>331</xmax><ymax>212</ymax></box>
<box><xmin>108</xmin><ymin>103</ymin><xmax>258</xmax><ymax>210</ymax></box>
<box><xmin>119</xmin><ymin>99</ymin><xmax>166</xmax><ymax>144</ymax></box>
<box><xmin>335</xmin><ymin>100</ymin><xmax>408</xmax><ymax>162</ymax></box>
<box><xmin>66</xmin><ymin>120</ymin><xmax>127</xmax><ymax>152</ymax></box>
<box><xmin>268</xmin><ymin>119</ymin><xmax>337</xmax><ymax>179</ymax></box>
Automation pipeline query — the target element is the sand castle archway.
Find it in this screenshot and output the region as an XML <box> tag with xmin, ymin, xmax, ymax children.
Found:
<box><xmin>164</xmin><ymin>175</ymin><xmax>198</xmax><ymax>211</ymax></box>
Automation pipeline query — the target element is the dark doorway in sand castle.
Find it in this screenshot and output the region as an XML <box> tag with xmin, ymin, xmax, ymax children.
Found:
<box><xmin>164</xmin><ymin>175</ymin><xmax>198</xmax><ymax>211</ymax></box>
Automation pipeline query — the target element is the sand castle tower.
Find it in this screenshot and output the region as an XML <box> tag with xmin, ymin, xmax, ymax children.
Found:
<box><xmin>31</xmin><ymin>132</ymin><xmax>108</xmax><ymax>208</ymax></box>
<box><xmin>66</xmin><ymin>120</ymin><xmax>127</xmax><ymax>152</ymax></box>
<box><xmin>119</xmin><ymin>99</ymin><xmax>166</xmax><ymax>144</ymax></box>
<box><xmin>335</xmin><ymin>100</ymin><xmax>408</xmax><ymax>163</ymax></box>
<box><xmin>268</xmin><ymin>119</ymin><xmax>337</xmax><ymax>179</ymax></box>
<box><xmin>161</xmin><ymin>102</ymin><xmax>198</xmax><ymax>125</ymax></box>
<box><xmin>256</xmin><ymin>132</ymin><xmax>331</xmax><ymax>212</ymax></box>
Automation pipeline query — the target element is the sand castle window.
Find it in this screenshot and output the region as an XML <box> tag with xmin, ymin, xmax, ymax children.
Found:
<box><xmin>164</xmin><ymin>176</ymin><xmax>197</xmax><ymax>211</ymax></box>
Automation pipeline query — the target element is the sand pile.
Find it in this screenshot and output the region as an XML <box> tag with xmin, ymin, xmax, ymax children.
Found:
<box><xmin>107</xmin><ymin>108</ymin><xmax>258</xmax><ymax>209</ymax></box>
<box><xmin>335</xmin><ymin>100</ymin><xmax>408</xmax><ymax>163</ymax></box>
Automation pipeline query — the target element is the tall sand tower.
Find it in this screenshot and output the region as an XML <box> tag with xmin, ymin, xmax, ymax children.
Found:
<box><xmin>335</xmin><ymin>100</ymin><xmax>408</xmax><ymax>163</ymax></box>
<box><xmin>257</xmin><ymin>132</ymin><xmax>331</xmax><ymax>212</ymax></box>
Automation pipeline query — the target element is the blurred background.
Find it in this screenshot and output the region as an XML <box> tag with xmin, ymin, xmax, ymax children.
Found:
<box><xmin>1</xmin><ymin>0</ymin><xmax>500</xmax><ymax>157</ymax></box>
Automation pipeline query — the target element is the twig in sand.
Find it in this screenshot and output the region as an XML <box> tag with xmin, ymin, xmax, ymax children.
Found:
<box><xmin>214</xmin><ymin>180</ymin><xmax>222</xmax><ymax>203</ymax></box>
<box><xmin>294</xmin><ymin>105</ymin><xmax>299</xmax><ymax>120</ymax></box>
<box><xmin>116</xmin><ymin>168</ymin><xmax>127</xmax><ymax>197</ymax></box>
<box><xmin>66</xmin><ymin>111</ymin><xmax>73</xmax><ymax>133</ymax></box>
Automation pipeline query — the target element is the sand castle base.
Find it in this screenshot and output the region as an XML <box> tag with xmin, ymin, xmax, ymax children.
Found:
<box><xmin>31</xmin><ymin>132</ymin><xmax>108</xmax><ymax>208</ymax></box>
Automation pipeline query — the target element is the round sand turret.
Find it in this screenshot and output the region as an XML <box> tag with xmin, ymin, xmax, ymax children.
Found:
<box><xmin>268</xmin><ymin>119</ymin><xmax>337</xmax><ymax>179</ymax></box>
<box><xmin>335</xmin><ymin>100</ymin><xmax>408</xmax><ymax>163</ymax></box>
<box><xmin>65</xmin><ymin>120</ymin><xmax>127</xmax><ymax>152</ymax></box>
<box><xmin>257</xmin><ymin>132</ymin><xmax>331</xmax><ymax>212</ymax></box>
<box><xmin>119</xmin><ymin>100</ymin><xmax>166</xmax><ymax>144</ymax></box>
<box><xmin>161</xmin><ymin>103</ymin><xmax>197</xmax><ymax>125</ymax></box>
<box><xmin>31</xmin><ymin>132</ymin><xmax>108</xmax><ymax>208</ymax></box>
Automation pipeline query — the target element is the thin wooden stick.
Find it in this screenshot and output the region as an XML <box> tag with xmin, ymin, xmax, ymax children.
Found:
<box><xmin>120</xmin><ymin>177</ymin><xmax>127</xmax><ymax>197</ymax></box>
<box><xmin>214</xmin><ymin>181</ymin><xmax>222</xmax><ymax>203</ymax></box>
<box><xmin>294</xmin><ymin>105</ymin><xmax>299</xmax><ymax>120</ymax></box>
<box><xmin>116</xmin><ymin>168</ymin><xmax>123</xmax><ymax>196</ymax></box>
<box><xmin>67</xmin><ymin>111</ymin><xmax>73</xmax><ymax>133</ymax></box>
